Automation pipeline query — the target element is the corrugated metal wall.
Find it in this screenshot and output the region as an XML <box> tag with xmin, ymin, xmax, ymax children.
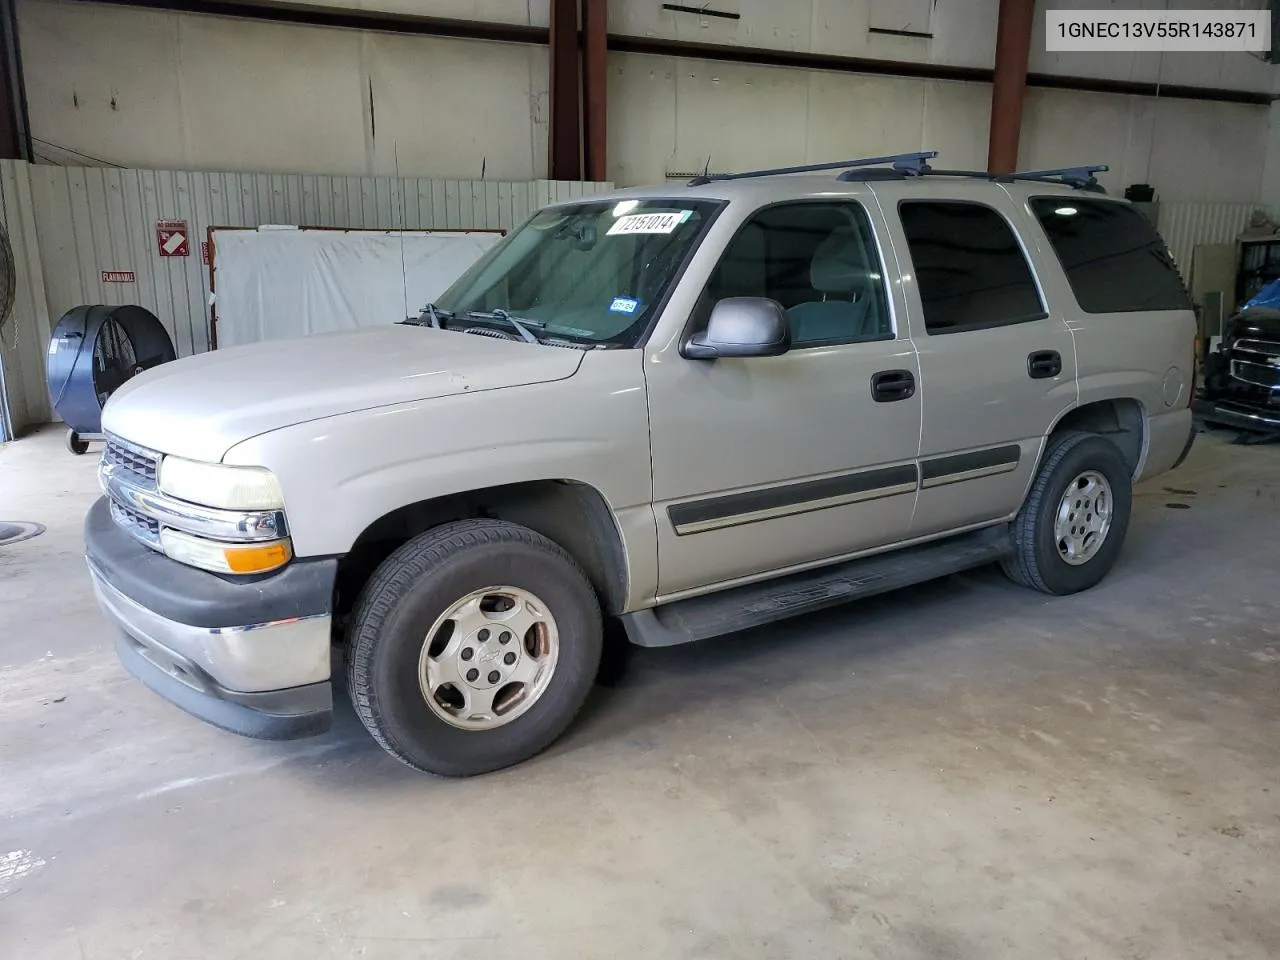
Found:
<box><xmin>0</xmin><ymin>160</ymin><xmax>609</xmax><ymax>433</ymax></box>
<box><xmin>0</xmin><ymin>161</ymin><xmax>53</xmax><ymax>439</ymax></box>
<box><xmin>1158</xmin><ymin>201</ymin><xmax>1271</xmax><ymax>280</ymax></box>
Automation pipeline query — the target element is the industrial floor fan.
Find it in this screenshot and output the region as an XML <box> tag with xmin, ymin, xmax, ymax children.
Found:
<box><xmin>46</xmin><ymin>305</ymin><xmax>176</xmax><ymax>454</ymax></box>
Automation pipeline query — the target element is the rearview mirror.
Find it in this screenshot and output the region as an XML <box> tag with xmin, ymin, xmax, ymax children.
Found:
<box><xmin>683</xmin><ymin>297</ymin><xmax>791</xmax><ymax>360</ymax></box>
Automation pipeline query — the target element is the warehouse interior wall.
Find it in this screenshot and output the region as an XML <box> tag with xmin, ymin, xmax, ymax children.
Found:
<box><xmin>17</xmin><ymin>0</ymin><xmax>1276</xmax><ymax>200</ymax></box>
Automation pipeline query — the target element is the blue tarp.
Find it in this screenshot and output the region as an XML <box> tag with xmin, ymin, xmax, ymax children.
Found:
<box><xmin>1243</xmin><ymin>278</ymin><xmax>1280</xmax><ymax>311</ymax></box>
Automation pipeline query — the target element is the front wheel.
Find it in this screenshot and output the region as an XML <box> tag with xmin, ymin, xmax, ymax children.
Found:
<box><xmin>346</xmin><ymin>519</ymin><xmax>602</xmax><ymax>777</ymax></box>
<box><xmin>1001</xmin><ymin>431</ymin><xmax>1133</xmax><ymax>595</ymax></box>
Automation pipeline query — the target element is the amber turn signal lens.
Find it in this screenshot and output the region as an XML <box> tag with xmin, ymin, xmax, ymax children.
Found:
<box><xmin>225</xmin><ymin>540</ymin><xmax>293</xmax><ymax>574</ymax></box>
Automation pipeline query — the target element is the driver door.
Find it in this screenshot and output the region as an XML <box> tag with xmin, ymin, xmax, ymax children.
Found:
<box><xmin>645</xmin><ymin>199</ymin><xmax>923</xmax><ymax>598</ymax></box>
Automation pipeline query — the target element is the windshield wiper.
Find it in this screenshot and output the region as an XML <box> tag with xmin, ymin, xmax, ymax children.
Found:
<box><xmin>401</xmin><ymin>303</ymin><xmax>455</xmax><ymax>328</ymax></box>
<box><xmin>466</xmin><ymin>308</ymin><xmax>543</xmax><ymax>344</ymax></box>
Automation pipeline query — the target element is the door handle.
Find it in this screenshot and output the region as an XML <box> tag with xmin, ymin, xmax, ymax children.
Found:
<box><xmin>1028</xmin><ymin>350</ymin><xmax>1062</xmax><ymax>380</ymax></box>
<box><xmin>871</xmin><ymin>369</ymin><xmax>916</xmax><ymax>402</ymax></box>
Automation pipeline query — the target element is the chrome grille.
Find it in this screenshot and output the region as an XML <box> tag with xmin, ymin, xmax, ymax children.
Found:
<box><xmin>1230</xmin><ymin>339</ymin><xmax>1280</xmax><ymax>390</ymax></box>
<box><xmin>103</xmin><ymin>438</ymin><xmax>159</xmax><ymax>487</ymax></box>
<box><xmin>108</xmin><ymin>498</ymin><xmax>161</xmax><ymax>545</ymax></box>
<box><xmin>1235</xmin><ymin>338</ymin><xmax>1280</xmax><ymax>357</ymax></box>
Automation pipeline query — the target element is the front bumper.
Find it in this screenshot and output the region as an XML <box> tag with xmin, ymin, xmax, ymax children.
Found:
<box><xmin>85</xmin><ymin>497</ymin><xmax>337</xmax><ymax>740</ymax></box>
<box><xmin>1194</xmin><ymin>397</ymin><xmax>1280</xmax><ymax>433</ymax></box>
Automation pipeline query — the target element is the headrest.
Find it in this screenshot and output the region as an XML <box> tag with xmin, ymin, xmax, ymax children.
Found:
<box><xmin>811</xmin><ymin>230</ymin><xmax>875</xmax><ymax>294</ymax></box>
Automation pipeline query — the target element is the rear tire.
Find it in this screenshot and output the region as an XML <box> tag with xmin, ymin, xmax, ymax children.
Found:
<box><xmin>66</xmin><ymin>430</ymin><xmax>89</xmax><ymax>455</ymax></box>
<box><xmin>346</xmin><ymin>518</ymin><xmax>602</xmax><ymax>777</ymax></box>
<box><xmin>1001</xmin><ymin>431</ymin><xmax>1132</xmax><ymax>595</ymax></box>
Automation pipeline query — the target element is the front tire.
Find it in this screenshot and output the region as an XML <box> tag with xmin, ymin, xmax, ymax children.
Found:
<box><xmin>1001</xmin><ymin>431</ymin><xmax>1133</xmax><ymax>595</ymax></box>
<box><xmin>347</xmin><ymin>519</ymin><xmax>603</xmax><ymax>777</ymax></box>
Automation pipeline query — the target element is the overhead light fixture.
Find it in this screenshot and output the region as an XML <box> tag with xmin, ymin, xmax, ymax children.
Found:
<box><xmin>1055</xmin><ymin>206</ymin><xmax>1078</xmax><ymax>216</ymax></box>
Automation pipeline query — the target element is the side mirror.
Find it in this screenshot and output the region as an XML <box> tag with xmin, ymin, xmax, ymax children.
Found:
<box><xmin>683</xmin><ymin>297</ymin><xmax>791</xmax><ymax>360</ymax></box>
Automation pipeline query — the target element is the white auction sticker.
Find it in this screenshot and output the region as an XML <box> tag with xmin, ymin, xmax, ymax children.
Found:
<box><xmin>1047</xmin><ymin>10</ymin><xmax>1269</xmax><ymax>52</ymax></box>
<box><xmin>607</xmin><ymin>211</ymin><xmax>691</xmax><ymax>236</ymax></box>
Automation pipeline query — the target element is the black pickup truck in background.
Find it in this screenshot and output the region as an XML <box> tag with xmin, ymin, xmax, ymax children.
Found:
<box><xmin>1198</xmin><ymin>308</ymin><xmax>1280</xmax><ymax>433</ymax></box>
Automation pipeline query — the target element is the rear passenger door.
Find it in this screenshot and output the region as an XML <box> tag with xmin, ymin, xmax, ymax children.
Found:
<box><xmin>883</xmin><ymin>195</ymin><xmax>1077</xmax><ymax>536</ymax></box>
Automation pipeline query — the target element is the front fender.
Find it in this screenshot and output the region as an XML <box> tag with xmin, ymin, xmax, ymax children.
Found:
<box><xmin>223</xmin><ymin>351</ymin><xmax>653</xmax><ymax>560</ymax></box>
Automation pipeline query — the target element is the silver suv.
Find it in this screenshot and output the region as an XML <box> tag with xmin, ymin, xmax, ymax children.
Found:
<box><xmin>86</xmin><ymin>152</ymin><xmax>1197</xmax><ymax>776</ymax></box>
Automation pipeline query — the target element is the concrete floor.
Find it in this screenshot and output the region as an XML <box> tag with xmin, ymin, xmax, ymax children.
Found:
<box><xmin>1</xmin><ymin>425</ymin><xmax>1278</xmax><ymax>960</ymax></box>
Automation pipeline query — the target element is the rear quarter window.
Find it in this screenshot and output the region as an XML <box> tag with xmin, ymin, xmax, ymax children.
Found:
<box><xmin>1029</xmin><ymin>197</ymin><xmax>1192</xmax><ymax>313</ymax></box>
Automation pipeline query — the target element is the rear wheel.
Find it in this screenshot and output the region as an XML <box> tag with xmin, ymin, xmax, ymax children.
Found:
<box><xmin>1001</xmin><ymin>431</ymin><xmax>1133</xmax><ymax>595</ymax></box>
<box><xmin>346</xmin><ymin>518</ymin><xmax>602</xmax><ymax>776</ymax></box>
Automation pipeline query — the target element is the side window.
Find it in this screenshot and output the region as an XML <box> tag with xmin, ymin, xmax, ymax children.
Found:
<box><xmin>706</xmin><ymin>202</ymin><xmax>892</xmax><ymax>345</ymax></box>
<box><xmin>899</xmin><ymin>201</ymin><xmax>1046</xmax><ymax>335</ymax></box>
<box><xmin>1029</xmin><ymin>197</ymin><xmax>1192</xmax><ymax>313</ymax></box>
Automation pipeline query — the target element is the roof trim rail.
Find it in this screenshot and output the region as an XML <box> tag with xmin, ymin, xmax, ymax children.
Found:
<box><xmin>687</xmin><ymin>151</ymin><xmax>938</xmax><ymax>185</ymax></box>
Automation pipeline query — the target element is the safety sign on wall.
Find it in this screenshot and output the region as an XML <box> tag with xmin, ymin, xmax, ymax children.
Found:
<box><xmin>156</xmin><ymin>219</ymin><xmax>190</xmax><ymax>258</ymax></box>
<box><xmin>102</xmin><ymin>271</ymin><xmax>136</xmax><ymax>283</ymax></box>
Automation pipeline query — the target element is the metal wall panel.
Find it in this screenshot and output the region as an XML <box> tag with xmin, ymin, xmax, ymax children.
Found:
<box><xmin>0</xmin><ymin>160</ymin><xmax>54</xmax><ymax>434</ymax></box>
<box><xmin>1157</xmin><ymin>201</ymin><xmax>1272</xmax><ymax>283</ymax></box>
<box><xmin>0</xmin><ymin>160</ymin><xmax>608</xmax><ymax>430</ymax></box>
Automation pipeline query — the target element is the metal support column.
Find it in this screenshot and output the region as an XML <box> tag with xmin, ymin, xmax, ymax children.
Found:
<box><xmin>987</xmin><ymin>0</ymin><xmax>1034</xmax><ymax>175</ymax></box>
<box><xmin>0</xmin><ymin>0</ymin><xmax>30</xmax><ymax>160</ymax></box>
<box><xmin>581</xmin><ymin>0</ymin><xmax>607</xmax><ymax>182</ymax></box>
<box><xmin>548</xmin><ymin>0</ymin><xmax>581</xmax><ymax>181</ymax></box>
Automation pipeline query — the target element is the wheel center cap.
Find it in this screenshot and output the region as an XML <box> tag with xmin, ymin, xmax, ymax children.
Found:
<box><xmin>460</xmin><ymin>630</ymin><xmax>517</xmax><ymax>689</ymax></box>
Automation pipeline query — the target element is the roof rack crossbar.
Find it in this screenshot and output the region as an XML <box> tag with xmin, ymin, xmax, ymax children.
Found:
<box><xmin>690</xmin><ymin>151</ymin><xmax>937</xmax><ymax>184</ymax></box>
<box><xmin>1008</xmin><ymin>164</ymin><xmax>1109</xmax><ymax>187</ymax></box>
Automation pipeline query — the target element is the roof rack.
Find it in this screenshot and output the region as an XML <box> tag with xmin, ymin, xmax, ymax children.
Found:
<box><xmin>1007</xmin><ymin>164</ymin><xmax>1109</xmax><ymax>189</ymax></box>
<box><xmin>687</xmin><ymin>151</ymin><xmax>937</xmax><ymax>185</ymax></box>
<box><xmin>837</xmin><ymin>163</ymin><xmax>1110</xmax><ymax>192</ymax></box>
<box><xmin>686</xmin><ymin>153</ymin><xmax>1109</xmax><ymax>192</ymax></box>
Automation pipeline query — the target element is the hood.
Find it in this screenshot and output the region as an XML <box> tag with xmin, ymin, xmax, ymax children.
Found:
<box><xmin>1227</xmin><ymin>307</ymin><xmax>1280</xmax><ymax>344</ymax></box>
<box><xmin>102</xmin><ymin>326</ymin><xmax>585</xmax><ymax>462</ymax></box>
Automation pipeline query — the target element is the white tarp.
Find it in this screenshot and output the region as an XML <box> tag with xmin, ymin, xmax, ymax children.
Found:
<box><xmin>211</xmin><ymin>227</ymin><xmax>502</xmax><ymax>348</ymax></box>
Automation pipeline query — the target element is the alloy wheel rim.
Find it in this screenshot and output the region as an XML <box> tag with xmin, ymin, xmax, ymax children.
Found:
<box><xmin>1054</xmin><ymin>470</ymin><xmax>1113</xmax><ymax>566</ymax></box>
<box><xmin>418</xmin><ymin>586</ymin><xmax>559</xmax><ymax>730</ymax></box>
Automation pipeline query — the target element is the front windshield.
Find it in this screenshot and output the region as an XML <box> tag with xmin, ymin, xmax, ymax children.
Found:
<box><xmin>435</xmin><ymin>198</ymin><xmax>723</xmax><ymax>347</ymax></box>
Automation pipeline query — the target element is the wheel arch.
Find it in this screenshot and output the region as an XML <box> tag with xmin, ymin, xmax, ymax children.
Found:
<box><xmin>1046</xmin><ymin>397</ymin><xmax>1147</xmax><ymax>479</ymax></box>
<box><xmin>334</xmin><ymin>479</ymin><xmax>630</xmax><ymax>627</ymax></box>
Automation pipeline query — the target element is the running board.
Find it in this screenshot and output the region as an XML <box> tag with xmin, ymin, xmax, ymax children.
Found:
<box><xmin>621</xmin><ymin>528</ymin><xmax>1013</xmax><ymax>647</ymax></box>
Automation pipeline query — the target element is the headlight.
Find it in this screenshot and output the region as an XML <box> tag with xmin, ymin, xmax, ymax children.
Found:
<box><xmin>159</xmin><ymin>456</ymin><xmax>284</xmax><ymax>510</ymax></box>
<box><xmin>159</xmin><ymin>529</ymin><xmax>293</xmax><ymax>575</ymax></box>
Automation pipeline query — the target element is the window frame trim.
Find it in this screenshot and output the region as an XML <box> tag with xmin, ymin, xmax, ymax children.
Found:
<box><xmin>895</xmin><ymin>197</ymin><xmax>1051</xmax><ymax>337</ymax></box>
<box><xmin>687</xmin><ymin>197</ymin><xmax>901</xmax><ymax>352</ymax></box>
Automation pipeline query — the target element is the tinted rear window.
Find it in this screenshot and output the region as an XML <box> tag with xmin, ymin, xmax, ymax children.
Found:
<box><xmin>1029</xmin><ymin>198</ymin><xmax>1191</xmax><ymax>313</ymax></box>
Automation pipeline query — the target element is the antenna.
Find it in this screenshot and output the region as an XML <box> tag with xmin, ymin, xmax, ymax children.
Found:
<box><xmin>395</xmin><ymin>141</ymin><xmax>410</xmax><ymax>322</ymax></box>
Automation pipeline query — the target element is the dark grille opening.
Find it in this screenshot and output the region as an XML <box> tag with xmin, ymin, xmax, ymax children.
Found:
<box><xmin>109</xmin><ymin>499</ymin><xmax>160</xmax><ymax>538</ymax></box>
<box><xmin>104</xmin><ymin>440</ymin><xmax>158</xmax><ymax>483</ymax></box>
<box><xmin>1231</xmin><ymin>359</ymin><xmax>1280</xmax><ymax>390</ymax></box>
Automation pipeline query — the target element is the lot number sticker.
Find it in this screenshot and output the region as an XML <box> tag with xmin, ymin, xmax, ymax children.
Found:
<box><xmin>607</xmin><ymin>211</ymin><xmax>692</xmax><ymax>236</ymax></box>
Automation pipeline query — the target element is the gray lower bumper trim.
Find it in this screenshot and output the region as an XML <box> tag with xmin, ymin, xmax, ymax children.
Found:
<box><xmin>115</xmin><ymin>633</ymin><xmax>332</xmax><ymax>741</ymax></box>
<box><xmin>1196</xmin><ymin>399</ymin><xmax>1280</xmax><ymax>432</ymax></box>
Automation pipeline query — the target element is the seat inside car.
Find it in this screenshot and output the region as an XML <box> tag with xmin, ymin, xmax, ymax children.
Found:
<box><xmin>786</xmin><ymin>229</ymin><xmax>882</xmax><ymax>343</ymax></box>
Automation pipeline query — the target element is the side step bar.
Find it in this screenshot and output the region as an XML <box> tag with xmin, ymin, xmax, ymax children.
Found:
<box><xmin>621</xmin><ymin>527</ymin><xmax>1013</xmax><ymax>647</ymax></box>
